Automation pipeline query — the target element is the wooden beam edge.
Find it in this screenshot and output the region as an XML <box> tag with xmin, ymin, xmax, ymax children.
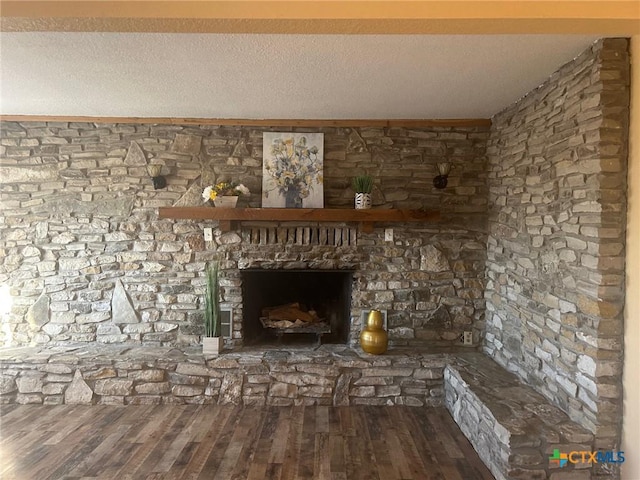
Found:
<box><xmin>0</xmin><ymin>115</ymin><xmax>492</xmax><ymax>128</ymax></box>
<box><xmin>2</xmin><ymin>17</ymin><xmax>638</xmax><ymax>35</ymax></box>
<box><xmin>157</xmin><ymin>207</ymin><xmax>441</xmax><ymax>222</ymax></box>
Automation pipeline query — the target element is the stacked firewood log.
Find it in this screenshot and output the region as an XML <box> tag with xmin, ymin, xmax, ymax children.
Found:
<box><xmin>261</xmin><ymin>302</ymin><xmax>322</xmax><ymax>328</ymax></box>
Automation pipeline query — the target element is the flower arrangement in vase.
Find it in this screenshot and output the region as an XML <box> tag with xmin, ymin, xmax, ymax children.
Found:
<box><xmin>202</xmin><ymin>181</ymin><xmax>250</xmax><ymax>208</ymax></box>
<box><xmin>352</xmin><ymin>175</ymin><xmax>373</xmax><ymax>209</ymax></box>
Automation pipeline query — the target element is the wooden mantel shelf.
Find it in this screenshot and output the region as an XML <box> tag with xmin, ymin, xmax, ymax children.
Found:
<box><xmin>158</xmin><ymin>207</ymin><xmax>440</xmax><ymax>232</ymax></box>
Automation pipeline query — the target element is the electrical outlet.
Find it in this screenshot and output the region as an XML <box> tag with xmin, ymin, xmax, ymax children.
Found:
<box><xmin>463</xmin><ymin>331</ymin><xmax>473</xmax><ymax>345</ymax></box>
<box><xmin>204</xmin><ymin>227</ymin><xmax>213</xmax><ymax>241</ymax></box>
<box><xmin>385</xmin><ymin>228</ymin><xmax>394</xmax><ymax>242</ymax></box>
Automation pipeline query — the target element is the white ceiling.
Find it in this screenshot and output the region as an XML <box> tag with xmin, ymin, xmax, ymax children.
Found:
<box><xmin>0</xmin><ymin>32</ymin><xmax>600</xmax><ymax>120</ymax></box>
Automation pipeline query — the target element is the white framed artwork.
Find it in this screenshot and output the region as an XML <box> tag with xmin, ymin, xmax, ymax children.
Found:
<box><xmin>262</xmin><ymin>132</ymin><xmax>324</xmax><ymax>208</ymax></box>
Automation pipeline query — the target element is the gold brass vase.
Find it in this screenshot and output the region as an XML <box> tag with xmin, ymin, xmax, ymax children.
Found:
<box><xmin>360</xmin><ymin>309</ymin><xmax>388</xmax><ymax>354</ymax></box>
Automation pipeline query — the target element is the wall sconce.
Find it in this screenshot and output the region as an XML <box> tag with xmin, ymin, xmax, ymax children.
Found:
<box><xmin>433</xmin><ymin>162</ymin><xmax>451</xmax><ymax>189</ymax></box>
<box><xmin>147</xmin><ymin>164</ymin><xmax>166</xmax><ymax>190</ymax></box>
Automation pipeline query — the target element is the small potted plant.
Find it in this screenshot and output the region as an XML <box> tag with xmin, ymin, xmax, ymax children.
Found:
<box><xmin>352</xmin><ymin>175</ymin><xmax>373</xmax><ymax>209</ymax></box>
<box><xmin>203</xmin><ymin>261</ymin><xmax>223</xmax><ymax>355</ymax></box>
<box><xmin>202</xmin><ymin>181</ymin><xmax>250</xmax><ymax>208</ymax></box>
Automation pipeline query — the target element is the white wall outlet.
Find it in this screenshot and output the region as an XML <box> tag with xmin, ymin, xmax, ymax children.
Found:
<box><xmin>204</xmin><ymin>227</ymin><xmax>213</xmax><ymax>241</ymax></box>
<box><xmin>463</xmin><ymin>331</ymin><xmax>473</xmax><ymax>345</ymax></box>
<box><xmin>385</xmin><ymin>228</ymin><xmax>394</xmax><ymax>242</ymax></box>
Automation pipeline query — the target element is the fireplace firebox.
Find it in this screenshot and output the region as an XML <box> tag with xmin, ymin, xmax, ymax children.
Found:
<box><xmin>241</xmin><ymin>269</ymin><xmax>354</xmax><ymax>345</ymax></box>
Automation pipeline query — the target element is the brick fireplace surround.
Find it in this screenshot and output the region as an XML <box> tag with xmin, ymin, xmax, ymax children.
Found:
<box><xmin>0</xmin><ymin>39</ymin><xmax>629</xmax><ymax>479</ymax></box>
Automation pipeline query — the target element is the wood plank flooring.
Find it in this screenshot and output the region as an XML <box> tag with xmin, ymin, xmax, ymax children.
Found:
<box><xmin>0</xmin><ymin>405</ymin><xmax>494</xmax><ymax>480</ymax></box>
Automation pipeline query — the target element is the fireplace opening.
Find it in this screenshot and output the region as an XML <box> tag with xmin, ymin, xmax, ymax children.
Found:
<box><xmin>241</xmin><ymin>269</ymin><xmax>354</xmax><ymax>345</ymax></box>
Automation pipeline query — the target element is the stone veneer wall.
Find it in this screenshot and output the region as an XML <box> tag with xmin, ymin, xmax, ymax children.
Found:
<box><xmin>484</xmin><ymin>37</ymin><xmax>629</xmax><ymax>471</ymax></box>
<box><xmin>0</xmin><ymin>123</ymin><xmax>488</xmax><ymax>348</ymax></box>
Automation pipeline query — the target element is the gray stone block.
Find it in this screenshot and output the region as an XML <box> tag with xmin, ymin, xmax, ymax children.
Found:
<box><xmin>0</xmin><ymin>164</ymin><xmax>60</xmax><ymax>183</ymax></box>
<box><xmin>135</xmin><ymin>382</ymin><xmax>171</xmax><ymax>394</ymax></box>
<box><xmin>218</xmin><ymin>373</ymin><xmax>243</xmax><ymax>405</ymax></box>
<box><xmin>0</xmin><ymin>376</ymin><xmax>17</xmax><ymax>394</ymax></box>
<box><xmin>16</xmin><ymin>375</ymin><xmax>44</xmax><ymax>393</ymax></box>
<box><xmin>94</xmin><ymin>379</ymin><xmax>133</xmax><ymax>396</ymax></box>
<box><xmin>171</xmin><ymin>384</ymin><xmax>204</xmax><ymax>397</ymax></box>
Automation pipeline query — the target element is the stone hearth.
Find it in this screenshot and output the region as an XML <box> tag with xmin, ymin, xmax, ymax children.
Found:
<box><xmin>0</xmin><ymin>344</ymin><xmax>455</xmax><ymax>407</ymax></box>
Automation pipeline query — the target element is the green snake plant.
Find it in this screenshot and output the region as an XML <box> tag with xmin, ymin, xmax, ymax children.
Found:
<box><xmin>352</xmin><ymin>175</ymin><xmax>373</xmax><ymax>194</ymax></box>
<box><xmin>204</xmin><ymin>262</ymin><xmax>221</xmax><ymax>337</ymax></box>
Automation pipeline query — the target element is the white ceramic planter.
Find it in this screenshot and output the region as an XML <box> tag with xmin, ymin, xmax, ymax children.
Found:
<box><xmin>213</xmin><ymin>196</ymin><xmax>239</xmax><ymax>208</ymax></box>
<box><xmin>203</xmin><ymin>336</ymin><xmax>223</xmax><ymax>355</ymax></box>
<box><xmin>355</xmin><ymin>193</ymin><xmax>372</xmax><ymax>209</ymax></box>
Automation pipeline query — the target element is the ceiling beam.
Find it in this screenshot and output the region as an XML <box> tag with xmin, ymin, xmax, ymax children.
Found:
<box><xmin>1</xmin><ymin>1</ymin><xmax>639</xmax><ymax>34</ymax></box>
<box><xmin>0</xmin><ymin>115</ymin><xmax>492</xmax><ymax>128</ymax></box>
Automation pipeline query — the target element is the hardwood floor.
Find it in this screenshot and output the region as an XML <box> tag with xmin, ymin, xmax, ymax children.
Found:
<box><xmin>0</xmin><ymin>405</ymin><xmax>494</xmax><ymax>480</ymax></box>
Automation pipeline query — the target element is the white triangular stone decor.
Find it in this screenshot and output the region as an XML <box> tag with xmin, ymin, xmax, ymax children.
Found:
<box><xmin>26</xmin><ymin>291</ymin><xmax>50</xmax><ymax>327</ymax></box>
<box><xmin>171</xmin><ymin>134</ymin><xmax>202</xmax><ymax>155</ymax></box>
<box><xmin>124</xmin><ymin>141</ymin><xmax>147</xmax><ymax>166</ymax></box>
<box><xmin>201</xmin><ymin>170</ymin><xmax>217</xmax><ymax>187</ymax></box>
<box><xmin>65</xmin><ymin>370</ymin><xmax>93</xmax><ymax>404</ymax></box>
<box><xmin>347</xmin><ymin>129</ymin><xmax>368</xmax><ymax>153</ymax></box>
<box><xmin>426</xmin><ymin>305</ymin><xmax>452</xmax><ymax>329</ymax></box>
<box><xmin>173</xmin><ymin>175</ymin><xmax>205</xmax><ymax>207</ymax></box>
<box><xmin>172</xmin><ymin>172</ymin><xmax>216</xmax><ymax>207</ymax></box>
<box><xmin>111</xmin><ymin>279</ymin><xmax>139</xmax><ymax>324</ymax></box>
<box><xmin>420</xmin><ymin>245</ymin><xmax>450</xmax><ymax>272</ymax></box>
<box><xmin>232</xmin><ymin>138</ymin><xmax>250</xmax><ymax>157</ymax></box>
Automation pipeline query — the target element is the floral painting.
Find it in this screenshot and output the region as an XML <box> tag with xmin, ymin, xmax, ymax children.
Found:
<box><xmin>262</xmin><ymin>133</ymin><xmax>324</xmax><ymax>208</ymax></box>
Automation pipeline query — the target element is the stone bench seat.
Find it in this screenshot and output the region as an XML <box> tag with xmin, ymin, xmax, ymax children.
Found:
<box><xmin>445</xmin><ymin>353</ymin><xmax>595</xmax><ymax>480</ymax></box>
<box><xmin>0</xmin><ymin>343</ymin><xmax>457</xmax><ymax>407</ymax></box>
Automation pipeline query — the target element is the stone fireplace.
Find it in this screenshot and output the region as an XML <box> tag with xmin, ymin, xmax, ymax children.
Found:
<box><xmin>241</xmin><ymin>269</ymin><xmax>353</xmax><ymax>345</ymax></box>
<box><xmin>0</xmin><ymin>37</ymin><xmax>631</xmax><ymax>480</ymax></box>
<box><xmin>213</xmin><ymin>218</ymin><xmax>487</xmax><ymax>350</ymax></box>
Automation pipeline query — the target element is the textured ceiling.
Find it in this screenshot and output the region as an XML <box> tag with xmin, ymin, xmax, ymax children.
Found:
<box><xmin>0</xmin><ymin>32</ymin><xmax>600</xmax><ymax>119</ymax></box>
